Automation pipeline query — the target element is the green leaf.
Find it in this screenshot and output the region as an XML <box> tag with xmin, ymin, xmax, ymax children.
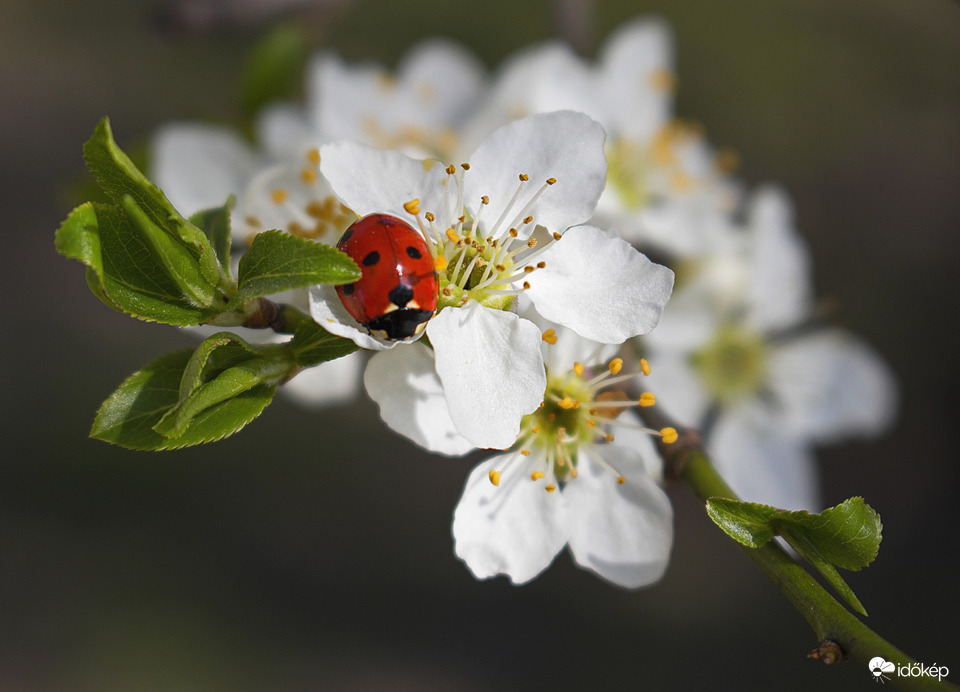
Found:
<box><xmin>56</xmin><ymin>202</ymin><xmax>222</xmax><ymax>324</ymax></box>
<box><xmin>239</xmin><ymin>24</ymin><xmax>309</xmax><ymax>117</ymax></box>
<box><xmin>82</xmin><ymin>119</ymin><xmax>228</xmax><ymax>297</ymax></box>
<box><xmin>153</xmin><ymin>331</ymin><xmax>290</xmax><ymax>440</ymax></box>
<box><xmin>705</xmin><ymin>497</ymin><xmax>882</xmax><ymax>617</ymax></box>
<box><xmin>189</xmin><ymin>200</ymin><xmax>233</xmax><ymax>275</ymax></box>
<box><xmin>779</xmin><ymin>497</ymin><xmax>882</xmax><ymax>571</ymax></box>
<box><xmin>91</xmin><ymin>337</ymin><xmax>287</xmax><ymax>450</ymax></box>
<box><xmin>705</xmin><ymin>498</ymin><xmax>778</xmax><ymax>548</ymax></box>
<box><xmin>121</xmin><ymin>195</ymin><xmax>217</xmax><ymax>307</ymax></box>
<box><xmin>288</xmin><ymin>319</ymin><xmax>359</xmax><ymax>368</ymax></box>
<box><xmin>232</xmin><ymin>230</ymin><xmax>360</xmax><ymax>307</ymax></box>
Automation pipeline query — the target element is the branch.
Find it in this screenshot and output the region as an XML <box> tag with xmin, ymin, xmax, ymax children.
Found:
<box><xmin>639</xmin><ymin>406</ymin><xmax>958</xmax><ymax>691</ymax></box>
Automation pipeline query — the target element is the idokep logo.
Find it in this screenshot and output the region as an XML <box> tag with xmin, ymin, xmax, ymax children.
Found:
<box><xmin>869</xmin><ymin>656</ymin><xmax>950</xmax><ymax>684</ymax></box>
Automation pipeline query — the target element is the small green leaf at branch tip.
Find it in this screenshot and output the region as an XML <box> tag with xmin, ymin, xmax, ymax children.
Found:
<box><xmin>232</xmin><ymin>230</ymin><xmax>360</xmax><ymax>308</ymax></box>
<box><xmin>706</xmin><ymin>496</ymin><xmax>882</xmax><ymax>617</ymax></box>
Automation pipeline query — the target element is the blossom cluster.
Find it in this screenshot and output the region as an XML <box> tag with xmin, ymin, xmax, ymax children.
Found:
<box><xmin>151</xmin><ymin>18</ymin><xmax>896</xmax><ymax>587</ymax></box>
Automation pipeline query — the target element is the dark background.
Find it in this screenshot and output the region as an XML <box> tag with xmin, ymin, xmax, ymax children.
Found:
<box><xmin>3</xmin><ymin>0</ymin><xmax>958</xmax><ymax>689</ymax></box>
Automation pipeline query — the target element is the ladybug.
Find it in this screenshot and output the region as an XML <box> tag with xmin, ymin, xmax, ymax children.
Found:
<box><xmin>335</xmin><ymin>213</ymin><xmax>439</xmax><ymax>341</ymax></box>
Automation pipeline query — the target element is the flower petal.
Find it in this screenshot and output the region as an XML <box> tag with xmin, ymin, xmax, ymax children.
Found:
<box><xmin>318</xmin><ymin>141</ymin><xmax>447</xmax><ymax>223</ymax></box>
<box><xmin>598</xmin><ymin>17</ymin><xmax>674</xmax><ymax>141</ymax></box>
<box><xmin>746</xmin><ymin>187</ymin><xmax>813</xmax><ymax>331</ymax></box>
<box><xmin>452</xmin><ymin>453</ymin><xmax>568</xmax><ymax>584</ymax></box>
<box><xmin>525</xmin><ymin>225</ymin><xmax>675</xmax><ymax>342</ymax></box>
<box><xmin>565</xmin><ymin>445</ymin><xmax>673</xmax><ymax>588</ymax></box>
<box><xmin>307</xmin><ymin>284</ymin><xmax>395</xmax><ymax>351</ymax></box>
<box><xmin>150</xmin><ymin>123</ymin><xmax>260</xmax><ymax>216</ymax></box>
<box><xmin>363</xmin><ymin>343</ymin><xmax>475</xmax><ymax>456</ymax></box>
<box><xmin>767</xmin><ymin>329</ymin><xmax>897</xmax><ymax>443</ymax></box>
<box><xmin>464</xmin><ymin>111</ymin><xmax>607</xmax><ymax>235</ymax></box>
<box><xmin>427</xmin><ymin>304</ymin><xmax>545</xmax><ymax>449</ymax></box>
<box><xmin>710</xmin><ymin>407</ymin><xmax>821</xmax><ymax>511</ymax></box>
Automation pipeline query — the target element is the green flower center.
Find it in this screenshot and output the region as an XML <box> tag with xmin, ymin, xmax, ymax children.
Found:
<box><xmin>691</xmin><ymin>325</ymin><xmax>769</xmax><ymax>405</ymax></box>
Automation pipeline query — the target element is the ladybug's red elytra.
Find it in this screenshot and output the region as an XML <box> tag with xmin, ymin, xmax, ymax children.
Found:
<box><xmin>335</xmin><ymin>213</ymin><xmax>439</xmax><ymax>341</ymax></box>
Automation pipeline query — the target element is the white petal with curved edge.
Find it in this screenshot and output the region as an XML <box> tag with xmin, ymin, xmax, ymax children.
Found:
<box><xmin>363</xmin><ymin>344</ymin><xmax>475</xmax><ymax>456</ymax></box>
<box><xmin>747</xmin><ymin>187</ymin><xmax>813</xmax><ymax>332</ymax></box>
<box><xmin>598</xmin><ymin>17</ymin><xmax>674</xmax><ymax>141</ymax></box>
<box><xmin>565</xmin><ymin>445</ymin><xmax>673</xmax><ymax>588</ymax></box>
<box><xmin>150</xmin><ymin>123</ymin><xmax>260</xmax><ymax>216</ymax></box>
<box><xmin>710</xmin><ymin>406</ymin><xmax>821</xmax><ymax>511</ymax></box>
<box><xmin>525</xmin><ymin>225</ymin><xmax>675</xmax><ymax>343</ymax></box>
<box><xmin>767</xmin><ymin>330</ymin><xmax>897</xmax><ymax>443</ymax></box>
<box><xmin>307</xmin><ymin>284</ymin><xmax>394</xmax><ymax>351</ymax></box>
<box><xmin>427</xmin><ymin>304</ymin><xmax>545</xmax><ymax>450</ymax></box>
<box><xmin>464</xmin><ymin>111</ymin><xmax>607</xmax><ymax>236</ymax></box>
<box><xmin>319</xmin><ymin>141</ymin><xmax>447</xmax><ymax>223</ymax></box>
<box><xmin>453</xmin><ymin>454</ymin><xmax>568</xmax><ymax>584</ymax></box>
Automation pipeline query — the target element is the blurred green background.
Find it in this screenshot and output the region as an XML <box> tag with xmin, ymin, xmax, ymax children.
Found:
<box><xmin>3</xmin><ymin>0</ymin><xmax>959</xmax><ymax>689</ymax></box>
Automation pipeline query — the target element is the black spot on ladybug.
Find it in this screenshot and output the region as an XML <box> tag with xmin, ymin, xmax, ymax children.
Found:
<box><xmin>362</xmin><ymin>251</ymin><xmax>380</xmax><ymax>266</ymax></box>
<box><xmin>341</xmin><ymin>283</ymin><xmax>355</xmax><ymax>295</ymax></box>
<box><xmin>406</xmin><ymin>246</ymin><xmax>423</xmax><ymax>259</ymax></box>
<box><xmin>388</xmin><ymin>284</ymin><xmax>414</xmax><ymax>307</ymax></box>
<box><xmin>340</xmin><ymin>228</ymin><xmax>354</xmax><ymax>244</ymax></box>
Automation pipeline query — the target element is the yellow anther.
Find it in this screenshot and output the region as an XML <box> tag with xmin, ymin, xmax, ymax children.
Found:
<box><xmin>648</xmin><ymin>67</ymin><xmax>676</xmax><ymax>92</ymax></box>
<box><xmin>520</xmin><ymin>449</ymin><xmax>531</xmax><ymax>457</ymax></box>
<box><xmin>536</xmin><ymin>261</ymin><xmax>546</xmax><ymax>269</ymax></box>
<box><xmin>461</xmin><ymin>162</ymin><xmax>470</xmax><ymax>170</ymax></box>
<box><xmin>573</xmin><ymin>362</ymin><xmax>584</xmax><ymax>376</ymax></box>
<box><xmin>660</xmin><ymin>427</ymin><xmax>679</xmax><ymax>444</ymax></box>
<box><xmin>481</xmin><ymin>195</ymin><xmax>489</xmax><ymax>205</ymax></box>
<box><xmin>552</xmin><ymin>232</ymin><xmax>562</xmax><ymax>240</ymax></box>
<box><xmin>586</xmin><ymin>419</ymin><xmax>596</xmax><ymax>428</ymax></box>
<box><xmin>245</xmin><ymin>215</ymin><xmax>262</xmax><ymax>228</ymax></box>
<box><xmin>605</xmin><ymin>433</ymin><xmax>615</xmax><ymax>442</ymax></box>
<box><xmin>446</xmin><ymin>164</ymin><xmax>456</xmax><ymax>175</ymax></box>
<box><xmin>300</xmin><ymin>167</ymin><xmax>318</xmax><ymax>184</ymax></box>
<box><xmin>545</xmin><ymin>484</ymin><xmax>557</xmax><ymax>493</ymax></box>
<box><xmin>445</xmin><ymin>228</ymin><xmax>460</xmax><ymax>243</ymax></box>
<box><xmin>403</xmin><ymin>199</ymin><xmax>420</xmax><ymax>214</ymax></box>
<box><xmin>570</xmin><ymin>468</ymin><xmax>578</xmax><ymax>479</ymax></box>
<box><xmin>488</xmin><ymin>470</ymin><xmax>501</xmax><ymax>486</ymax></box>
<box><xmin>524</xmin><ymin>265</ymin><xmax>535</xmax><ymax>273</ymax></box>
<box><xmin>434</xmin><ymin>255</ymin><xmax>448</xmax><ymax>271</ymax></box>
<box><xmin>270</xmin><ymin>189</ymin><xmax>289</xmax><ymax>205</ymax></box>
<box><xmin>546</xmin><ymin>177</ymin><xmax>557</xmax><ymax>185</ymax></box>
<box><xmin>425</xmin><ymin>211</ymin><xmax>435</xmax><ymax>222</ymax></box>
<box><xmin>531</xmin><ymin>471</ymin><xmax>546</xmax><ymax>481</ymax></box>
<box><xmin>531</xmin><ymin>425</ymin><xmax>541</xmax><ymax>434</ymax></box>
<box><xmin>523</xmin><ymin>215</ymin><xmax>533</xmax><ymax>224</ymax></box>
<box><xmin>617</xmin><ymin>476</ymin><xmax>626</xmax><ymax>485</ymax></box>
<box><xmin>522</xmin><ymin>281</ymin><xmax>531</xmax><ymax>290</ymax></box>
<box><xmin>640</xmin><ymin>358</ymin><xmax>651</xmax><ymax>376</ymax></box>
<box><xmin>519</xmin><ymin>173</ymin><xmax>529</xmax><ymax>181</ymax></box>
<box><xmin>558</xmin><ymin>396</ymin><xmax>576</xmax><ymax>409</ymax></box>
<box><xmin>609</xmin><ymin>358</ymin><xmax>623</xmax><ymax>375</ymax></box>
<box><xmin>527</xmin><ymin>238</ymin><xmax>537</xmax><ymax>248</ymax></box>
<box><xmin>639</xmin><ymin>392</ymin><xmax>657</xmax><ymax>407</ymax></box>
<box><xmin>307</xmin><ymin>147</ymin><xmax>320</xmax><ymax>165</ymax></box>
